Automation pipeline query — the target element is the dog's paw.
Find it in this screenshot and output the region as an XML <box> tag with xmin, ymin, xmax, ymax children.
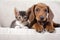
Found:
<box><xmin>32</xmin><ymin>23</ymin><xmax>44</xmax><ymax>33</ymax></box>
<box><xmin>36</xmin><ymin>26</ymin><xmax>44</xmax><ymax>33</ymax></box>
<box><xmin>45</xmin><ymin>26</ymin><xmax>55</xmax><ymax>33</ymax></box>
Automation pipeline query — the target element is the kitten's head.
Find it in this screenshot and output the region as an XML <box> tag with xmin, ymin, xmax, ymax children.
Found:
<box><xmin>14</xmin><ymin>8</ymin><xmax>28</xmax><ymax>23</ymax></box>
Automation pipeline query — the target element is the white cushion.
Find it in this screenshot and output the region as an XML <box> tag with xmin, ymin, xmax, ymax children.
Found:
<box><xmin>0</xmin><ymin>28</ymin><xmax>60</xmax><ymax>40</ymax></box>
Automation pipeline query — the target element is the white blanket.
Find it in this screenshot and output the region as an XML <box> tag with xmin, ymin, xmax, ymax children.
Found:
<box><xmin>0</xmin><ymin>28</ymin><xmax>60</xmax><ymax>40</ymax></box>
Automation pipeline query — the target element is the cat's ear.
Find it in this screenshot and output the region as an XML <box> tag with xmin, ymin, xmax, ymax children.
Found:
<box><xmin>14</xmin><ymin>8</ymin><xmax>19</xmax><ymax>17</ymax></box>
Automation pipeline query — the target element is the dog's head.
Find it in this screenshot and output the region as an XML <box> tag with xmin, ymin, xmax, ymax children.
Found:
<box><xmin>14</xmin><ymin>8</ymin><xmax>28</xmax><ymax>23</ymax></box>
<box><xmin>27</xmin><ymin>3</ymin><xmax>54</xmax><ymax>23</ymax></box>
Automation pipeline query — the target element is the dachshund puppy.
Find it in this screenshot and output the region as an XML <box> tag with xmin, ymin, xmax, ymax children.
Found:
<box><xmin>10</xmin><ymin>8</ymin><xmax>29</xmax><ymax>29</ymax></box>
<box><xmin>27</xmin><ymin>3</ymin><xmax>60</xmax><ymax>33</ymax></box>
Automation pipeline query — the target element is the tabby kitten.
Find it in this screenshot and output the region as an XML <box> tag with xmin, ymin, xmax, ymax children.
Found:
<box><xmin>10</xmin><ymin>8</ymin><xmax>29</xmax><ymax>28</ymax></box>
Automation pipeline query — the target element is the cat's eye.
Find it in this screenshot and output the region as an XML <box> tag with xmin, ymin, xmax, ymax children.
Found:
<box><xmin>19</xmin><ymin>17</ymin><xmax>21</xmax><ymax>19</ymax></box>
<box><xmin>16</xmin><ymin>17</ymin><xmax>17</xmax><ymax>18</ymax></box>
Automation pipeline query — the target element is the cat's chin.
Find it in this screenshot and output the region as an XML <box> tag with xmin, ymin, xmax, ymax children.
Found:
<box><xmin>22</xmin><ymin>21</ymin><xmax>29</xmax><ymax>25</ymax></box>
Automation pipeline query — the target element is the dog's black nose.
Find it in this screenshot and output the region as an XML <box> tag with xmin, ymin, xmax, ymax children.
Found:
<box><xmin>40</xmin><ymin>16</ymin><xmax>44</xmax><ymax>20</ymax></box>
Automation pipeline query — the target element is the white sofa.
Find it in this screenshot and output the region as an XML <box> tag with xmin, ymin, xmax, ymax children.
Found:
<box><xmin>0</xmin><ymin>28</ymin><xmax>60</xmax><ymax>40</ymax></box>
<box><xmin>0</xmin><ymin>0</ymin><xmax>60</xmax><ymax>40</ymax></box>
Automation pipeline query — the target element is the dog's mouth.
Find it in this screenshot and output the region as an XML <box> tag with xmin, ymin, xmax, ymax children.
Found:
<box><xmin>37</xmin><ymin>18</ymin><xmax>47</xmax><ymax>22</ymax></box>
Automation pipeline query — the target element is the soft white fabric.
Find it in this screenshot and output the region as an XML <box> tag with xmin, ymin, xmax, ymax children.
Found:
<box><xmin>0</xmin><ymin>28</ymin><xmax>60</xmax><ymax>40</ymax></box>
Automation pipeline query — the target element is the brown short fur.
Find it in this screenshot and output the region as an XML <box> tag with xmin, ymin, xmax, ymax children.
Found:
<box><xmin>27</xmin><ymin>3</ymin><xmax>60</xmax><ymax>33</ymax></box>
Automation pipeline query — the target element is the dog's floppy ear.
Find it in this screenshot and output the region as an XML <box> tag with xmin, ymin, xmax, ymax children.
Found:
<box><xmin>14</xmin><ymin>8</ymin><xmax>19</xmax><ymax>17</ymax></box>
<box><xmin>27</xmin><ymin>5</ymin><xmax>36</xmax><ymax>23</ymax></box>
<box><xmin>47</xmin><ymin>6</ymin><xmax>54</xmax><ymax>22</ymax></box>
<box><xmin>26</xmin><ymin>8</ymin><xmax>31</xmax><ymax>18</ymax></box>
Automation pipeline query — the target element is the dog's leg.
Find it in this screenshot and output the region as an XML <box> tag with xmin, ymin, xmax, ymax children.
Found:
<box><xmin>53</xmin><ymin>22</ymin><xmax>60</xmax><ymax>27</ymax></box>
<box><xmin>45</xmin><ymin>22</ymin><xmax>55</xmax><ymax>33</ymax></box>
<box><xmin>32</xmin><ymin>23</ymin><xmax>44</xmax><ymax>33</ymax></box>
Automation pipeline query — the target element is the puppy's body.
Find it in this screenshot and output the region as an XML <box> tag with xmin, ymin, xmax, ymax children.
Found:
<box><xmin>27</xmin><ymin>3</ymin><xmax>60</xmax><ymax>33</ymax></box>
<box><xmin>10</xmin><ymin>8</ymin><xmax>29</xmax><ymax>28</ymax></box>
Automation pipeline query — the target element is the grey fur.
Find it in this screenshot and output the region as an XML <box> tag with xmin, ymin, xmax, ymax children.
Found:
<box><xmin>10</xmin><ymin>20</ymin><xmax>16</xmax><ymax>28</ymax></box>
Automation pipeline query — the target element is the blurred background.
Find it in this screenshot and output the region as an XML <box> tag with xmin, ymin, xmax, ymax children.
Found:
<box><xmin>0</xmin><ymin>0</ymin><xmax>60</xmax><ymax>27</ymax></box>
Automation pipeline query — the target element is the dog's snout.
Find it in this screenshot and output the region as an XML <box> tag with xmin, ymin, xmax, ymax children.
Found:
<box><xmin>40</xmin><ymin>16</ymin><xmax>44</xmax><ymax>20</ymax></box>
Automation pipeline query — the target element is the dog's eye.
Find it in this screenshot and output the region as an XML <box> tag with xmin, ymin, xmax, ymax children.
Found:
<box><xmin>35</xmin><ymin>8</ymin><xmax>40</xmax><ymax>12</ymax></box>
<box><xmin>44</xmin><ymin>9</ymin><xmax>48</xmax><ymax>13</ymax></box>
